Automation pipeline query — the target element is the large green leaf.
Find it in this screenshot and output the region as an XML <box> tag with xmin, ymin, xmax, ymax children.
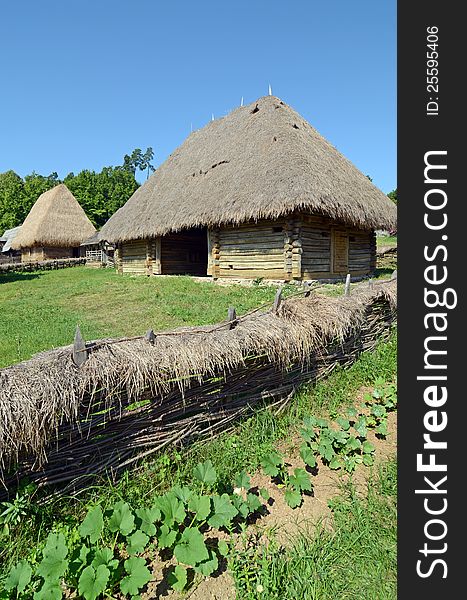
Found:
<box><xmin>108</xmin><ymin>501</ymin><xmax>135</xmax><ymax>536</ymax></box>
<box><xmin>79</xmin><ymin>506</ymin><xmax>104</xmax><ymax>544</ymax></box>
<box><xmin>172</xmin><ymin>485</ymin><xmax>193</xmax><ymax>504</ymax></box>
<box><xmin>157</xmin><ymin>524</ymin><xmax>177</xmax><ymax>549</ymax></box>
<box><xmin>78</xmin><ymin>565</ymin><xmax>110</xmax><ymax>600</ymax></box>
<box><xmin>234</xmin><ymin>470</ymin><xmax>251</xmax><ymax>490</ymax></box>
<box><xmin>289</xmin><ymin>468</ymin><xmax>312</xmax><ymax>492</ymax></box>
<box><xmin>299</xmin><ymin>443</ymin><xmax>317</xmax><ymax>468</ymax></box>
<box><xmin>135</xmin><ymin>507</ymin><xmax>161</xmax><ymax>537</ymax></box>
<box><xmin>284</xmin><ymin>489</ymin><xmax>302</xmax><ymax>509</ymax></box>
<box><xmin>5</xmin><ymin>560</ymin><xmax>32</xmax><ymax>594</ymax></box>
<box><xmin>193</xmin><ymin>549</ymin><xmax>218</xmax><ymax>577</ymax></box>
<box><xmin>91</xmin><ymin>548</ymin><xmax>118</xmax><ymax>571</ymax></box>
<box><xmin>188</xmin><ymin>494</ymin><xmax>211</xmax><ymax>522</ymax></box>
<box><xmin>120</xmin><ymin>557</ymin><xmax>151</xmax><ymax>596</ymax></box>
<box><xmin>33</xmin><ymin>581</ymin><xmax>63</xmax><ymax>600</ymax></box>
<box><xmin>193</xmin><ymin>460</ymin><xmax>217</xmax><ymax>485</ymax></box>
<box><xmin>174</xmin><ymin>527</ymin><xmax>209</xmax><ymax>567</ymax></box>
<box><xmin>126</xmin><ymin>530</ymin><xmax>150</xmax><ymax>555</ymax></box>
<box><xmin>167</xmin><ymin>565</ymin><xmax>187</xmax><ymax>592</ymax></box>
<box><xmin>37</xmin><ymin>533</ymin><xmax>68</xmax><ymax>582</ymax></box>
<box><xmin>208</xmin><ymin>494</ymin><xmax>238</xmax><ymax>529</ymax></box>
<box><xmin>260</xmin><ymin>451</ymin><xmax>283</xmax><ymax>477</ymax></box>
<box><xmin>154</xmin><ymin>493</ymin><xmax>186</xmax><ymax>528</ymax></box>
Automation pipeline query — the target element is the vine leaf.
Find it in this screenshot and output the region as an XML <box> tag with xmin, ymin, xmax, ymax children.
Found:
<box><xmin>299</xmin><ymin>443</ymin><xmax>316</xmax><ymax>468</ymax></box>
<box><xmin>157</xmin><ymin>524</ymin><xmax>177</xmax><ymax>549</ymax></box>
<box><xmin>188</xmin><ymin>494</ymin><xmax>211</xmax><ymax>522</ymax></box>
<box><xmin>5</xmin><ymin>560</ymin><xmax>32</xmax><ymax>594</ymax></box>
<box><xmin>79</xmin><ymin>506</ymin><xmax>104</xmax><ymax>543</ymax></box>
<box><xmin>78</xmin><ymin>565</ymin><xmax>110</xmax><ymax>600</ymax></box>
<box><xmin>120</xmin><ymin>557</ymin><xmax>151</xmax><ymax>597</ymax></box>
<box><xmin>234</xmin><ymin>470</ymin><xmax>251</xmax><ymax>490</ymax></box>
<box><xmin>167</xmin><ymin>565</ymin><xmax>187</xmax><ymax>592</ymax></box>
<box><xmin>208</xmin><ymin>494</ymin><xmax>238</xmax><ymax>529</ymax></box>
<box><xmin>194</xmin><ymin>549</ymin><xmax>219</xmax><ymax>577</ymax></box>
<box><xmin>127</xmin><ymin>530</ymin><xmax>150</xmax><ymax>555</ymax></box>
<box><xmin>193</xmin><ymin>460</ymin><xmax>217</xmax><ymax>485</ymax></box>
<box><xmin>91</xmin><ymin>548</ymin><xmax>118</xmax><ymax>571</ymax></box>
<box><xmin>154</xmin><ymin>493</ymin><xmax>186</xmax><ymax>528</ymax></box>
<box><xmin>33</xmin><ymin>581</ymin><xmax>63</xmax><ymax>600</ymax></box>
<box><xmin>135</xmin><ymin>507</ymin><xmax>161</xmax><ymax>537</ymax></box>
<box><xmin>36</xmin><ymin>532</ymin><xmax>68</xmax><ymax>581</ymax></box>
<box><xmin>260</xmin><ymin>451</ymin><xmax>283</xmax><ymax>477</ymax></box>
<box><xmin>174</xmin><ymin>528</ymin><xmax>209</xmax><ymax>567</ymax></box>
<box><xmin>289</xmin><ymin>468</ymin><xmax>312</xmax><ymax>492</ymax></box>
<box><xmin>284</xmin><ymin>489</ymin><xmax>302</xmax><ymax>509</ymax></box>
<box><xmin>108</xmin><ymin>501</ymin><xmax>135</xmax><ymax>536</ymax></box>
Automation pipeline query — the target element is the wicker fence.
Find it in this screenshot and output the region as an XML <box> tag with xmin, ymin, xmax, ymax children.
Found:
<box><xmin>0</xmin><ymin>257</ymin><xmax>86</xmax><ymax>274</ymax></box>
<box><xmin>0</xmin><ymin>279</ymin><xmax>397</xmax><ymax>498</ymax></box>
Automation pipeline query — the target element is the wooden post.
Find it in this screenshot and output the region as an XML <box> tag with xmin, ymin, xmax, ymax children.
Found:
<box><xmin>391</xmin><ymin>269</ymin><xmax>397</xmax><ymax>280</ymax></box>
<box><xmin>344</xmin><ymin>273</ymin><xmax>351</xmax><ymax>296</ymax></box>
<box><xmin>154</xmin><ymin>237</ymin><xmax>162</xmax><ymax>275</ymax></box>
<box><xmin>303</xmin><ymin>281</ymin><xmax>312</xmax><ymax>297</ymax></box>
<box><xmin>273</xmin><ymin>287</ymin><xmax>283</xmax><ymax>313</ymax></box>
<box><xmin>145</xmin><ymin>329</ymin><xmax>156</xmax><ymax>345</ymax></box>
<box><xmin>72</xmin><ymin>325</ymin><xmax>87</xmax><ymax>367</ymax></box>
<box><xmin>227</xmin><ymin>306</ymin><xmax>237</xmax><ymax>329</ymax></box>
<box><xmin>368</xmin><ymin>278</ymin><xmax>374</xmax><ymax>290</ymax></box>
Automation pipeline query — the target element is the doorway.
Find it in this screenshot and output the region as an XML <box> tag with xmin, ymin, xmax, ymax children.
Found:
<box><xmin>161</xmin><ymin>228</ymin><xmax>208</xmax><ymax>275</ymax></box>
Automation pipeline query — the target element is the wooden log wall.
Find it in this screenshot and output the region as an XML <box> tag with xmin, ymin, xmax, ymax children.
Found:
<box><xmin>120</xmin><ymin>240</ymin><xmax>147</xmax><ymax>274</ymax></box>
<box><xmin>300</xmin><ymin>214</ymin><xmax>332</xmax><ymax>278</ymax></box>
<box><xmin>217</xmin><ymin>221</ymin><xmax>286</xmax><ymax>279</ymax></box>
<box><xmin>348</xmin><ymin>230</ymin><xmax>375</xmax><ymax>274</ymax></box>
<box><xmin>21</xmin><ymin>247</ymin><xmax>75</xmax><ymax>263</ymax></box>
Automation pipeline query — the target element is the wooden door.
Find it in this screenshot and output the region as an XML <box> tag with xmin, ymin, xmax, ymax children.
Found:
<box><xmin>332</xmin><ymin>229</ymin><xmax>349</xmax><ymax>274</ymax></box>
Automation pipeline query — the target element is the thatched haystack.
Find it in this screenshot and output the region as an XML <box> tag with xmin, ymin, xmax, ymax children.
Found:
<box><xmin>100</xmin><ymin>96</ymin><xmax>396</xmax><ymax>280</ymax></box>
<box><xmin>0</xmin><ymin>280</ymin><xmax>396</xmax><ymax>495</ymax></box>
<box><xmin>12</xmin><ymin>184</ymin><xmax>96</xmax><ymax>262</ymax></box>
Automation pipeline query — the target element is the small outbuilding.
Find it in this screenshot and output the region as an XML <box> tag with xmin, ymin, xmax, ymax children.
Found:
<box><xmin>81</xmin><ymin>231</ymin><xmax>115</xmax><ymax>267</ymax></box>
<box><xmin>100</xmin><ymin>96</ymin><xmax>396</xmax><ymax>281</ymax></box>
<box><xmin>0</xmin><ymin>226</ymin><xmax>22</xmax><ymax>262</ymax></box>
<box><xmin>11</xmin><ymin>184</ymin><xmax>96</xmax><ymax>262</ymax></box>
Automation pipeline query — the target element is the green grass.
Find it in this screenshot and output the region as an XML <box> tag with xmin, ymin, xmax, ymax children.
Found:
<box><xmin>230</xmin><ymin>458</ymin><xmax>397</xmax><ymax>600</ymax></box>
<box><xmin>0</xmin><ymin>330</ymin><xmax>396</xmax><ymax>571</ymax></box>
<box><xmin>0</xmin><ymin>268</ymin><xmax>279</xmax><ymax>367</ymax></box>
<box><xmin>376</xmin><ymin>235</ymin><xmax>397</xmax><ymax>247</ymax></box>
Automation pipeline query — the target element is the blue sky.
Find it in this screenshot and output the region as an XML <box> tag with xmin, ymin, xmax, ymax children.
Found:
<box><xmin>0</xmin><ymin>0</ymin><xmax>396</xmax><ymax>192</ymax></box>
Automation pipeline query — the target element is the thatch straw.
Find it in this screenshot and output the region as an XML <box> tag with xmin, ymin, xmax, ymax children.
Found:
<box><xmin>0</xmin><ymin>281</ymin><xmax>396</xmax><ymax>495</ymax></box>
<box><xmin>100</xmin><ymin>96</ymin><xmax>396</xmax><ymax>243</ymax></box>
<box><xmin>12</xmin><ymin>184</ymin><xmax>96</xmax><ymax>249</ymax></box>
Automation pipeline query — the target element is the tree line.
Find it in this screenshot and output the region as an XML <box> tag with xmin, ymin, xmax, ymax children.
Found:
<box><xmin>0</xmin><ymin>148</ymin><xmax>155</xmax><ymax>233</ymax></box>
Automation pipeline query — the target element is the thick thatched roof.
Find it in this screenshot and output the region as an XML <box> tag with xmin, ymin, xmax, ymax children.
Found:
<box><xmin>100</xmin><ymin>96</ymin><xmax>396</xmax><ymax>243</ymax></box>
<box><xmin>12</xmin><ymin>184</ymin><xmax>96</xmax><ymax>249</ymax></box>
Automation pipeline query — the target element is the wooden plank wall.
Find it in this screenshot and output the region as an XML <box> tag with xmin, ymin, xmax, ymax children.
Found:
<box><xmin>21</xmin><ymin>247</ymin><xmax>74</xmax><ymax>262</ymax></box>
<box><xmin>120</xmin><ymin>240</ymin><xmax>147</xmax><ymax>274</ymax></box>
<box><xmin>301</xmin><ymin>215</ymin><xmax>332</xmax><ymax>278</ymax></box>
<box><xmin>216</xmin><ymin>221</ymin><xmax>286</xmax><ymax>279</ymax></box>
<box><xmin>348</xmin><ymin>230</ymin><xmax>375</xmax><ymax>274</ymax></box>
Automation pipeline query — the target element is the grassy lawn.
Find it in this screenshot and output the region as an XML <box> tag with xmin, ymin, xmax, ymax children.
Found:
<box><xmin>0</xmin><ymin>267</ymin><xmax>279</xmax><ymax>368</ymax></box>
<box><xmin>376</xmin><ymin>234</ymin><xmax>397</xmax><ymax>247</ymax></box>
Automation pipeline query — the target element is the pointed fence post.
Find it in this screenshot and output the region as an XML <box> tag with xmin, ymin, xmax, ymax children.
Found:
<box><xmin>145</xmin><ymin>329</ymin><xmax>156</xmax><ymax>345</ymax></box>
<box><xmin>273</xmin><ymin>287</ymin><xmax>283</xmax><ymax>313</ymax></box>
<box><xmin>344</xmin><ymin>274</ymin><xmax>351</xmax><ymax>296</ymax></box>
<box><xmin>227</xmin><ymin>307</ymin><xmax>237</xmax><ymax>329</ymax></box>
<box><xmin>303</xmin><ymin>281</ymin><xmax>312</xmax><ymax>297</ymax></box>
<box><xmin>368</xmin><ymin>278</ymin><xmax>374</xmax><ymax>290</ymax></box>
<box><xmin>391</xmin><ymin>269</ymin><xmax>397</xmax><ymax>280</ymax></box>
<box><xmin>72</xmin><ymin>325</ymin><xmax>88</xmax><ymax>367</ymax></box>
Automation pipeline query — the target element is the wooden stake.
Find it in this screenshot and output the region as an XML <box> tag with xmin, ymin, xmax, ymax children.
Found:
<box><xmin>145</xmin><ymin>329</ymin><xmax>156</xmax><ymax>345</ymax></box>
<box><xmin>72</xmin><ymin>325</ymin><xmax>87</xmax><ymax>367</ymax></box>
<box><xmin>368</xmin><ymin>278</ymin><xmax>374</xmax><ymax>290</ymax></box>
<box><xmin>344</xmin><ymin>274</ymin><xmax>351</xmax><ymax>296</ymax></box>
<box><xmin>273</xmin><ymin>287</ymin><xmax>283</xmax><ymax>313</ymax></box>
<box><xmin>303</xmin><ymin>281</ymin><xmax>312</xmax><ymax>297</ymax></box>
<box><xmin>227</xmin><ymin>307</ymin><xmax>237</xmax><ymax>329</ymax></box>
<box><xmin>391</xmin><ymin>269</ymin><xmax>397</xmax><ymax>280</ymax></box>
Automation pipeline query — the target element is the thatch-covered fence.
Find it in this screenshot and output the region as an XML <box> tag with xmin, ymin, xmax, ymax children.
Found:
<box><xmin>0</xmin><ymin>257</ymin><xmax>86</xmax><ymax>275</ymax></box>
<box><xmin>0</xmin><ymin>280</ymin><xmax>397</xmax><ymax>497</ymax></box>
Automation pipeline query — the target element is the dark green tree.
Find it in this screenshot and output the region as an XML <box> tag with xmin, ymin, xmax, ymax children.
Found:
<box><xmin>387</xmin><ymin>189</ymin><xmax>398</xmax><ymax>204</ymax></box>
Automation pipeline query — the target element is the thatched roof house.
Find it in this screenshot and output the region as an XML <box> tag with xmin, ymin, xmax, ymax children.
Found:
<box><xmin>101</xmin><ymin>95</ymin><xmax>396</xmax><ymax>280</ymax></box>
<box><xmin>12</xmin><ymin>184</ymin><xmax>96</xmax><ymax>262</ymax></box>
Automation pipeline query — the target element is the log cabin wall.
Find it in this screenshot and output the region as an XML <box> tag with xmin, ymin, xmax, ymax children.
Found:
<box><xmin>21</xmin><ymin>247</ymin><xmax>74</xmax><ymax>262</ymax></box>
<box><xmin>160</xmin><ymin>229</ymin><xmax>207</xmax><ymax>275</ymax></box>
<box><xmin>119</xmin><ymin>240</ymin><xmax>147</xmax><ymax>274</ymax></box>
<box><xmin>300</xmin><ymin>214</ymin><xmax>332</xmax><ymax>279</ymax></box>
<box><xmin>216</xmin><ymin>220</ymin><xmax>286</xmax><ymax>279</ymax></box>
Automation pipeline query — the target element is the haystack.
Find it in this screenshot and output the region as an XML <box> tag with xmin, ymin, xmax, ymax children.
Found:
<box><xmin>100</xmin><ymin>96</ymin><xmax>396</xmax><ymax>280</ymax></box>
<box><xmin>12</xmin><ymin>183</ymin><xmax>96</xmax><ymax>262</ymax></box>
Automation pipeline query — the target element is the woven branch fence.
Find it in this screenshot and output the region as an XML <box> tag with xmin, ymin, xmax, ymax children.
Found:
<box><xmin>0</xmin><ymin>257</ymin><xmax>86</xmax><ymax>275</ymax></box>
<box><xmin>0</xmin><ymin>279</ymin><xmax>397</xmax><ymax>498</ymax></box>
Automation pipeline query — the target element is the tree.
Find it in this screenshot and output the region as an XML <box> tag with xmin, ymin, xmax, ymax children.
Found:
<box><xmin>0</xmin><ymin>171</ymin><xmax>25</xmax><ymax>233</ymax></box>
<box><xmin>122</xmin><ymin>147</ymin><xmax>155</xmax><ymax>179</ymax></box>
<box><xmin>387</xmin><ymin>189</ymin><xmax>397</xmax><ymax>205</ymax></box>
